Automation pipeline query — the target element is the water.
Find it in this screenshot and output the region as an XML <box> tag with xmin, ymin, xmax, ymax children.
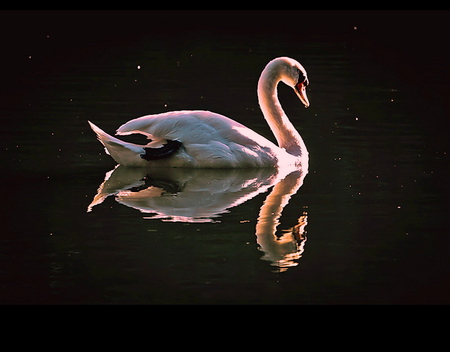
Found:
<box><xmin>1</xmin><ymin>11</ymin><xmax>450</xmax><ymax>304</ymax></box>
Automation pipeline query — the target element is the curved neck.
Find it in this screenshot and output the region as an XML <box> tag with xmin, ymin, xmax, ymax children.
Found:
<box><xmin>257</xmin><ymin>68</ymin><xmax>306</xmax><ymax>157</ymax></box>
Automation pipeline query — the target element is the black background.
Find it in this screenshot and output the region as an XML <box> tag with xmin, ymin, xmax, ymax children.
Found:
<box><xmin>2</xmin><ymin>10</ymin><xmax>449</xmax><ymax>136</ymax></box>
<box><xmin>1</xmin><ymin>10</ymin><xmax>450</xmax><ymax>304</ymax></box>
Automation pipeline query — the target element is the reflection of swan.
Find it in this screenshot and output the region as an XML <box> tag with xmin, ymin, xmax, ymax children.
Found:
<box><xmin>88</xmin><ymin>57</ymin><xmax>309</xmax><ymax>168</ymax></box>
<box><xmin>88</xmin><ymin>165</ymin><xmax>308</xmax><ymax>270</ymax></box>
<box><xmin>88</xmin><ymin>166</ymin><xmax>282</xmax><ymax>222</ymax></box>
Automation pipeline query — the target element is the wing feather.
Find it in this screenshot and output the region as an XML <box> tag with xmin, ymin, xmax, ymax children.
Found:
<box><xmin>116</xmin><ymin>110</ymin><xmax>277</xmax><ymax>150</ymax></box>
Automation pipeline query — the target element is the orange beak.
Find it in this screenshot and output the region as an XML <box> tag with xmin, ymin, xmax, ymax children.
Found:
<box><xmin>294</xmin><ymin>81</ymin><xmax>309</xmax><ymax>108</ymax></box>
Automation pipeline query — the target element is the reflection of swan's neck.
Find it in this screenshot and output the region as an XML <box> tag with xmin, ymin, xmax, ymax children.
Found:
<box><xmin>255</xmin><ymin>170</ymin><xmax>306</xmax><ymax>270</ymax></box>
<box><xmin>258</xmin><ymin>66</ymin><xmax>306</xmax><ymax>157</ymax></box>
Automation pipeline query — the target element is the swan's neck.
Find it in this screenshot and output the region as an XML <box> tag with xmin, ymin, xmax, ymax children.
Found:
<box><xmin>258</xmin><ymin>70</ymin><xmax>306</xmax><ymax>157</ymax></box>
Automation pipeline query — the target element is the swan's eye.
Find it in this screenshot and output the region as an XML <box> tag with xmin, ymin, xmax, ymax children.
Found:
<box><xmin>297</xmin><ymin>69</ymin><xmax>307</xmax><ymax>85</ymax></box>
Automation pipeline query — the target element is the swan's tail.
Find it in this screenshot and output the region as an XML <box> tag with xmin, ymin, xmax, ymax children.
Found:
<box><xmin>88</xmin><ymin>121</ymin><xmax>146</xmax><ymax>166</ymax></box>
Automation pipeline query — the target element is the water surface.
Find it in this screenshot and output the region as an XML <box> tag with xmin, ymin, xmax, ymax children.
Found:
<box><xmin>1</xmin><ymin>11</ymin><xmax>450</xmax><ymax>304</ymax></box>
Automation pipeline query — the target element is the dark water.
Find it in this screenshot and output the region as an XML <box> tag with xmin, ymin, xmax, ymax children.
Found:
<box><xmin>1</xmin><ymin>11</ymin><xmax>450</xmax><ymax>304</ymax></box>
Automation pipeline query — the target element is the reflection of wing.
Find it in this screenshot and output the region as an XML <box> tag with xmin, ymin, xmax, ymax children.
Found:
<box><xmin>87</xmin><ymin>165</ymin><xmax>149</xmax><ymax>212</ymax></box>
<box><xmin>88</xmin><ymin>166</ymin><xmax>282</xmax><ymax>222</ymax></box>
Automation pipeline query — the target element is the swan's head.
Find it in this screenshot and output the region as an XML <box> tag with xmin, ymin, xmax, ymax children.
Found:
<box><xmin>293</xmin><ymin>69</ymin><xmax>309</xmax><ymax>108</ymax></box>
<box><xmin>266</xmin><ymin>57</ymin><xmax>310</xmax><ymax>108</ymax></box>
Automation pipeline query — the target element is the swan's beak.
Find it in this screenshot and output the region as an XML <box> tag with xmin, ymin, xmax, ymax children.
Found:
<box><xmin>295</xmin><ymin>82</ymin><xmax>310</xmax><ymax>108</ymax></box>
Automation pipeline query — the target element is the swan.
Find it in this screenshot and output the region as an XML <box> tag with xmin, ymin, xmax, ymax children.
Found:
<box><xmin>88</xmin><ymin>56</ymin><xmax>310</xmax><ymax>168</ymax></box>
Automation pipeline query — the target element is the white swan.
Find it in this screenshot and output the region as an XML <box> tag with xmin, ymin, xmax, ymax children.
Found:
<box><xmin>88</xmin><ymin>57</ymin><xmax>310</xmax><ymax>168</ymax></box>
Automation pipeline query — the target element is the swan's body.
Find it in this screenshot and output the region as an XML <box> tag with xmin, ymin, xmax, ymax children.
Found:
<box><xmin>89</xmin><ymin>57</ymin><xmax>310</xmax><ymax>168</ymax></box>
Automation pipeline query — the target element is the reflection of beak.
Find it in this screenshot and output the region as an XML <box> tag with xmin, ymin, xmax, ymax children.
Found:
<box><xmin>294</xmin><ymin>82</ymin><xmax>310</xmax><ymax>108</ymax></box>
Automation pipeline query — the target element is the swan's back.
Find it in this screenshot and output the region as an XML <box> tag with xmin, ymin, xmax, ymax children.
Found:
<box><xmin>116</xmin><ymin>110</ymin><xmax>282</xmax><ymax>168</ymax></box>
<box><xmin>117</xmin><ymin>110</ymin><xmax>270</xmax><ymax>147</ymax></box>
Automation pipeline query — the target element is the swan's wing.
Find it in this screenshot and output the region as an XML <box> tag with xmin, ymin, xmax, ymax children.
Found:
<box><xmin>116</xmin><ymin>110</ymin><xmax>217</xmax><ymax>144</ymax></box>
<box><xmin>116</xmin><ymin>110</ymin><xmax>276</xmax><ymax>148</ymax></box>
